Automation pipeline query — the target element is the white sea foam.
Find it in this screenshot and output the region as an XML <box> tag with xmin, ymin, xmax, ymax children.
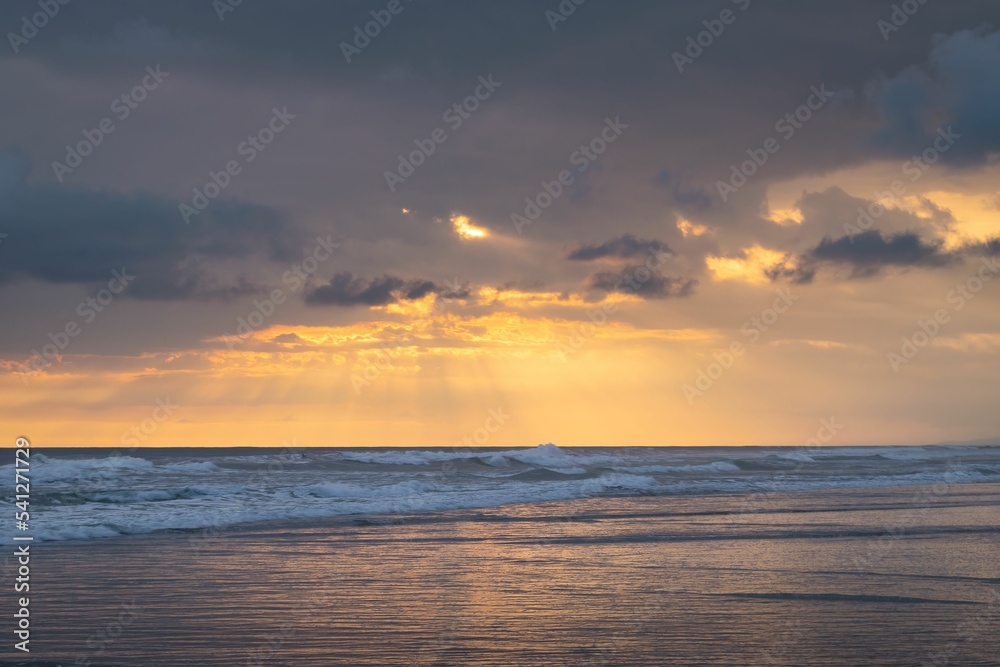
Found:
<box><xmin>14</xmin><ymin>444</ymin><xmax>1000</xmax><ymax>543</ymax></box>
<box><xmin>288</xmin><ymin>479</ymin><xmax>442</xmax><ymax>499</ymax></box>
<box><xmin>775</xmin><ymin>452</ymin><xmax>816</xmax><ymax>463</ymax></box>
<box><xmin>20</xmin><ymin>454</ymin><xmax>156</xmax><ymax>482</ymax></box>
<box><xmin>339</xmin><ymin>443</ymin><xmax>620</xmax><ymax>472</ymax></box>
<box><xmin>621</xmin><ymin>461</ymin><xmax>742</xmax><ymax>474</ymax></box>
<box><xmin>1</xmin><ymin>454</ymin><xmax>220</xmax><ymax>485</ymax></box>
<box><xmin>338</xmin><ymin>449</ymin><xmax>467</xmax><ymax>466</ymax></box>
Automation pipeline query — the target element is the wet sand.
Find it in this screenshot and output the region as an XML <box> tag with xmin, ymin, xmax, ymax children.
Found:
<box><xmin>6</xmin><ymin>483</ymin><xmax>1000</xmax><ymax>666</ymax></box>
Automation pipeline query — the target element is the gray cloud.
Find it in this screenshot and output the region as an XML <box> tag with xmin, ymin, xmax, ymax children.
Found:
<box><xmin>807</xmin><ymin>230</ymin><xmax>955</xmax><ymax>278</ymax></box>
<box><xmin>765</xmin><ymin>263</ymin><xmax>816</xmax><ymax>286</ymax></box>
<box><xmin>305</xmin><ymin>272</ymin><xmax>440</xmax><ymax>307</ymax></box>
<box><xmin>0</xmin><ymin>151</ymin><xmax>299</xmax><ymax>300</ymax></box>
<box><xmin>967</xmin><ymin>238</ymin><xmax>1000</xmax><ymax>256</ymax></box>
<box><xmin>870</xmin><ymin>29</ymin><xmax>1000</xmax><ymax>164</ymax></box>
<box><xmin>566</xmin><ymin>234</ymin><xmax>671</xmax><ymax>261</ymax></box>
<box><xmin>586</xmin><ymin>267</ymin><xmax>696</xmax><ymax>299</ymax></box>
<box><xmin>0</xmin><ymin>0</ymin><xmax>996</xmax><ymax>348</ymax></box>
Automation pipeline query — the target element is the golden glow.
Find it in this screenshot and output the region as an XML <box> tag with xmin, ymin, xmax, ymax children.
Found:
<box><xmin>706</xmin><ymin>245</ymin><xmax>790</xmax><ymax>284</ymax></box>
<box><xmin>897</xmin><ymin>191</ymin><xmax>1000</xmax><ymax>250</ymax></box>
<box><xmin>475</xmin><ymin>287</ymin><xmax>640</xmax><ymax>309</ymax></box>
<box><xmin>766</xmin><ymin>207</ymin><xmax>804</xmax><ymax>225</ymax></box>
<box><xmin>450</xmin><ymin>214</ymin><xmax>489</xmax><ymax>240</ymax></box>
<box><xmin>766</xmin><ymin>162</ymin><xmax>1000</xmax><ymax>252</ymax></box>
<box><xmin>932</xmin><ymin>333</ymin><xmax>1000</xmax><ymax>352</ymax></box>
<box><xmin>770</xmin><ymin>339</ymin><xmax>854</xmax><ymax>350</ymax></box>
<box><xmin>677</xmin><ymin>218</ymin><xmax>710</xmax><ymax>237</ymax></box>
<box><xmin>378</xmin><ymin>293</ymin><xmax>438</xmax><ymax>317</ymax></box>
<box><xmin>6</xmin><ymin>285</ymin><xmax>995</xmax><ymax>446</ymax></box>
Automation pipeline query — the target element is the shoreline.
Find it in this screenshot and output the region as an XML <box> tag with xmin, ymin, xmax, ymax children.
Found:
<box><xmin>11</xmin><ymin>482</ymin><xmax>1000</xmax><ymax>665</ymax></box>
<box><xmin>26</xmin><ymin>476</ymin><xmax>1000</xmax><ymax>547</ymax></box>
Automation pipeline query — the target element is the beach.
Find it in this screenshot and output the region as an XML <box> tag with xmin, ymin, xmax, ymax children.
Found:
<box><xmin>6</xmin><ymin>463</ymin><xmax>999</xmax><ymax>665</ymax></box>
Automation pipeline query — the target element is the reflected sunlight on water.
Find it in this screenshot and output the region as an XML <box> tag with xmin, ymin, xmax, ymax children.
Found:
<box><xmin>18</xmin><ymin>484</ymin><xmax>1000</xmax><ymax>666</ymax></box>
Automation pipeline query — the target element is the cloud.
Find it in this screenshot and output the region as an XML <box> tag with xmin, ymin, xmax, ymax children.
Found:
<box><xmin>766</xmin><ymin>229</ymin><xmax>998</xmax><ymax>284</ymax></box>
<box><xmin>305</xmin><ymin>272</ymin><xmax>440</xmax><ymax>307</ymax></box>
<box><xmin>586</xmin><ymin>267</ymin><xmax>696</xmax><ymax>299</ymax></box>
<box><xmin>870</xmin><ymin>28</ymin><xmax>1000</xmax><ymax>164</ymax></box>
<box><xmin>965</xmin><ymin>237</ymin><xmax>1000</xmax><ymax>256</ymax></box>
<box><xmin>765</xmin><ymin>263</ymin><xmax>816</xmax><ymax>285</ymax></box>
<box><xmin>807</xmin><ymin>230</ymin><xmax>955</xmax><ymax>278</ymax></box>
<box><xmin>566</xmin><ymin>234</ymin><xmax>671</xmax><ymax>261</ymax></box>
<box><xmin>0</xmin><ymin>151</ymin><xmax>299</xmax><ymax>300</ymax></box>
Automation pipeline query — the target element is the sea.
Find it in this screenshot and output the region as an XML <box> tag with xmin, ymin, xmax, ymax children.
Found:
<box><xmin>11</xmin><ymin>443</ymin><xmax>1000</xmax><ymax>542</ymax></box>
<box><xmin>3</xmin><ymin>444</ymin><xmax>999</xmax><ymax>665</ymax></box>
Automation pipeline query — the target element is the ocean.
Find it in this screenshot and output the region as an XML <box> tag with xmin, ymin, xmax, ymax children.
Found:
<box><xmin>9</xmin><ymin>444</ymin><xmax>1000</xmax><ymax>542</ymax></box>
<box><xmin>3</xmin><ymin>445</ymin><xmax>999</xmax><ymax>665</ymax></box>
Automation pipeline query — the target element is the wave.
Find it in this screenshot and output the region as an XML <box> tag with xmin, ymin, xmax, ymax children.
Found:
<box><xmin>621</xmin><ymin>461</ymin><xmax>742</xmax><ymax>474</ymax></box>
<box><xmin>79</xmin><ymin>487</ymin><xmax>219</xmax><ymax>503</ymax></box>
<box><xmin>338</xmin><ymin>449</ymin><xmax>469</xmax><ymax>466</ymax></box>
<box><xmin>285</xmin><ymin>480</ymin><xmax>442</xmax><ymax>499</ymax></box>
<box><xmin>26</xmin><ymin>471</ymin><xmax>661</xmax><ymax>543</ymax></box>
<box><xmin>796</xmin><ymin>446</ymin><xmax>965</xmax><ymax>461</ymax></box>
<box><xmin>3</xmin><ymin>454</ymin><xmax>220</xmax><ymax>483</ymax></box>
<box><xmin>29</xmin><ymin>461</ymin><xmax>1000</xmax><ymax>544</ymax></box>
<box><xmin>339</xmin><ymin>443</ymin><xmax>621</xmax><ymax>472</ymax></box>
<box><xmin>12</xmin><ymin>444</ymin><xmax>1000</xmax><ymax>543</ymax></box>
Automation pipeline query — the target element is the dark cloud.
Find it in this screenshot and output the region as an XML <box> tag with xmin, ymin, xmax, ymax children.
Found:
<box><xmin>402</xmin><ymin>279</ymin><xmax>438</xmax><ymax>301</ymax></box>
<box><xmin>439</xmin><ymin>283</ymin><xmax>473</xmax><ymax>301</ymax></box>
<box><xmin>766</xmin><ymin>231</ymin><xmax>999</xmax><ymax>284</ymax></box>
<box><xmin>566</xmin><ymin>234</ymin><xmax>671</xmax><ymax>261</ymax></box>
<box><xmin>271</xmin><ymin>333</ymin><xmax>305</xmax><ymax>344</ymax></box>
<box><xmin>0</xmin><ymin>1</ymin><xmax>995</xmax><ymax>336</ymax></box>
<box><xmin>793</xmin><ymin>187</ymin><xmax>954</xmax><ymax>242</ymax></box>
<box><xmin>966</xmin><ymin>238</ymin><xmax>1000</xmax><ymax>256</ymax></box>
<box><xmin>765</xmin><ymin>263</ymin><xmax>816</xmax><ymax>285</ymax></box>
<box><xmin>807</xmin><ymin>230</ymin><xmax>954</xmax><ymax>278</ymax></box>
<box><xmin>0</xmin><ymin>151</ymin><xmax>299</xmax><ymax>300</ymax></box>
<box><xmin>5</xmin><ymin>1</ymin><xmax>995</xmax><ymax>94</ymax></box>
<box><xmin>305</xmin><ymin>272</ymin><xmax>439</xmax><ymax>307</ymax></box>
<box><xmin>870</xmin><ymin>29</ymin><xmax>1000</xmax><ymax>164</ymax></box>
<box><xmin>586</xmin><ymin>267</ymin><xmax>696</xmax><ymax>299</ymax></box>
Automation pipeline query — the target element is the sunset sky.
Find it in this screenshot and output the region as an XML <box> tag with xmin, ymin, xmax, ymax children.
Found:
<box><xmin>2</xmin><ymin>0</ymin><xmax>999</xmax><ymax>447</ymax></box>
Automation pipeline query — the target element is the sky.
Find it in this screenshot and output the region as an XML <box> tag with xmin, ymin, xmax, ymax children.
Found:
<box><xmin>1</xmin><ymin>0</ymin><xmax>999</xmax><ymax>447</ymax></box>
